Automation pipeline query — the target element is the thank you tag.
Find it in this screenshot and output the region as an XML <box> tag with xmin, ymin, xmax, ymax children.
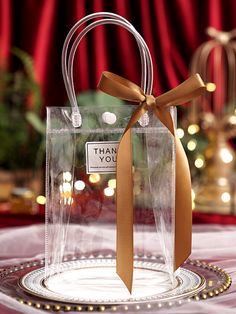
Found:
<box><xmin>86</xmin><ymin>141</ymin><xmax>119</xmax><ymax>174</ymax></box>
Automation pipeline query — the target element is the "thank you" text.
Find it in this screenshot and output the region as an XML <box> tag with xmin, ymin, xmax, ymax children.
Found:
<box><xmin>86</xmin><ymin>141</ymin><xmax>119</xmax><ymax>174</ymax></box>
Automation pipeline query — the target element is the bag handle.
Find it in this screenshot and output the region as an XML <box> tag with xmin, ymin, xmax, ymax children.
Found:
<box><xmin>62</xmin><ymin>13</ymin><xmax>153</xmax><ymax>104</ymax></box>
<box><xmin>62</xmin><ymin>12</ymin><xmax>153</xmax><ymax>127</ymax></box>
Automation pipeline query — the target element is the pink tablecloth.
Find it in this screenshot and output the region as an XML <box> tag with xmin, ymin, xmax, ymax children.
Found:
<box><xmin>0</xmin><ymin>224</ymin><xmax>235</xmax><ymax>314</ymax></box>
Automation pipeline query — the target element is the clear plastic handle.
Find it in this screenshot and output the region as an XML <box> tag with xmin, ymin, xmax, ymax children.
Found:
<box><xmin>61</xmin><ymin>12</ymin><xmax>153</xmax><ymax>127</ymax></box>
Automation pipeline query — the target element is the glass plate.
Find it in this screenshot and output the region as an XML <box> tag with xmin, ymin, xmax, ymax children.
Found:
<box><xmin>19</xmin><ymin>257</ymin><xmax>205</xmax><ymax>304</ymax></box>
<box><xmin>0</xmin><ymin>256</ymin><xmax>231</xmax><ymax>312</ymax></box>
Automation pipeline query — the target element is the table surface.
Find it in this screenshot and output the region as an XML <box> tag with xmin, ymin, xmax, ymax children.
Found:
<box><xmin>0</xmin><ymin>224</ymin><xmax>235</xmax><ymax>314</ymax></box>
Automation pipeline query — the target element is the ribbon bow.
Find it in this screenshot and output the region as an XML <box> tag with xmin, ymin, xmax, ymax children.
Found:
<box><xmin>98</xmin><ymin>71</ymin><xmax>206</xmax><ymax>293</ymax></box>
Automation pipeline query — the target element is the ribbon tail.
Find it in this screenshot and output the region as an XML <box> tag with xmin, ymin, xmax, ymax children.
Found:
<box><xmin>116</xmin><ymin>128</ymin><xmax>133</xmax><ymax>293</ymax></box>
<box><xmin>153</xmin><ymin>107</ymin><xmax>192</xmax><ymax>270</ymax></box>
<box><xmin>116</xmin><ymin>105</ymin><xmax>147</xmax><ymax>293</ymax></box>
<box><xmin>174</xmin><ymin>135</ymin><xmax>192</xmax><ymax>270</ymax></box>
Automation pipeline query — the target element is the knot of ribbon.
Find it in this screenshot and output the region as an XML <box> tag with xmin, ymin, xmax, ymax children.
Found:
<box><xmin>98</xmin><ymin>71</ymin><xmax>206</xmax><ymax>293</ymax></box>
<box><xmin>143</xmin><ymin>94</ymin><xmax>156</xmax><ymax>108</ymax></box>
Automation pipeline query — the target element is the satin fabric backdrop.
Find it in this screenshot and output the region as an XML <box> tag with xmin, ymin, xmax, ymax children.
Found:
<box><xmin>1</xmin><ymin>0</ymin><xmax>236</xmax><ymax>109</ymax></box>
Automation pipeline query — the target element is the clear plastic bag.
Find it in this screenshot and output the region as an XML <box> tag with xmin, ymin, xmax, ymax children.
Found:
<box><xmin>45</xmin><ymin>12</ymin><xmax>176</xmax><ymax>300</ymax></box>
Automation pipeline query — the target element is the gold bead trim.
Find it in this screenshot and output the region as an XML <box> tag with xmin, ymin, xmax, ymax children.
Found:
<box><xmin>190</xmin><ymin>259</ymin><xmax>232</xmax><ymax>301</ymax></box>
<box><xmin>4</xmin><ymin>258</ymin><xmax>231</xmax><ymax>311</ymax></box>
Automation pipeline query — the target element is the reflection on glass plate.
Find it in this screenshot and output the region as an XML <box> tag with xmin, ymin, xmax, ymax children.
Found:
<box><xmin>20</xmin><ymin>258</ymin><xmax>205</xmax><ymax>304</ymax></box>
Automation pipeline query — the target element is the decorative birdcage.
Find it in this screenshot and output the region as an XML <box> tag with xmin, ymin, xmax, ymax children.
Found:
<box><xmin>190</xmin><ymin>27</ymin><xmax>236</xmax><ymax>214</ymax></box>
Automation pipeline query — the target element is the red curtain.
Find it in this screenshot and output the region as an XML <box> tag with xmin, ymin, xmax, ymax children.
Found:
<box><xmin>1</xmin><ymin>0</ymin><xmax>236</xmax><ymax>109</ymax></box>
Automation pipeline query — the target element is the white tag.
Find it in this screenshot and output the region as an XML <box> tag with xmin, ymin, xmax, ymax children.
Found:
<box><xmin>85</xmin><ymin>141</ymin><xmax>119</xmax><ymax>174</ymax></box>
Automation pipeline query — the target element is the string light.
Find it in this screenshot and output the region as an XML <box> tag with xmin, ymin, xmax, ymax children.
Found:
<box><xmin>218</xmin><ymin>178</ymin><xmax>227</xmax><ymax>186</ymax></box>
<box><xmin>89</xmin><ymin>173</ymin><xmax>101</xmax><ymax>183</ymax></box>
<box><xmin>221</xmin><ymin>192</ymin><xmax>231</xmax><ymax>203</ymax></box>
<box><xmin>36</xmin><ymin>195</ymin><xmax>46</xmax><ymax>205</ymax></box>
<box><xmin>229</xmin><ymin>115</ymin><xmax>236</xmax><ymax>124</ymax></box>
<box><xmin>63</xmin><ymin>196</ymin><xmax>74</xmax><ymax>205</ymax></box>
<box><xmin>67</xmin><ymin>197</ymin><xmax>74</xmax><ymax>205</ymax></box>
<box><xmin>187</xmin><ymin>124</ymin><xmax>200</xmax><ymax>135</ymax></box>
<box><xmin>219</xmin><ymin>148</ymin><xmax>233</xmax><ymax>164</ymax></box>
<box><xmin>108</xmin><ymin>179</ymin><xmax>116</xmax><ymax>189</ymax></box>
<box><xmin>104</xmin><ymin>187</ymin><xmax>115</xmax><ymax>197</ymax></box>
<box><xmin>206</xmin><ymin>82</ymin><xmax>216</xmax><ymax>92</ymax></box>
<box><xmin>176</xmin><ymin>128</ymin><xmax>185</xmax><ymax>139</ymax></box>
<box><xmin>194</xmin><ymin>156</ymin><xmax>205</xmax><ymax>168</ymax></box>
<box><xmin>63</xmin><ymin>171</ymin><xmax>72</xmax><ymax>182</ymax></box>
<box><xmin>62</xmin><ymin>182</ymin><xmax>72</xmax><ymax>192</ymax></box>
<box><xmin>60</xmin><ymin>182</ymin><xmax>72</xmax><ymax>198</ymax></box>
<box><xmin>74</xmin><ymin>180</ymin><xmax>85</xmax><ymax>191</ymax></box>
<box><xmin>187</xmin><ymin>139</ymin><xmax>197</xmax><ymax>151</ymax></box>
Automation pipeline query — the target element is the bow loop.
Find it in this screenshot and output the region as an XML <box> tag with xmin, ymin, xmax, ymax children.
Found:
<box><xmin>98</xmin><ymin>71</ymin><xmax>146</xmax><ymax>103</ymax></box>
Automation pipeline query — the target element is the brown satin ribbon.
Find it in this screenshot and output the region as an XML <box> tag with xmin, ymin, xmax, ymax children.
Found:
<box><xmin>98</xmin><ymin>71</ymin><xmax>206</xmax><ymax>293</ymax></box>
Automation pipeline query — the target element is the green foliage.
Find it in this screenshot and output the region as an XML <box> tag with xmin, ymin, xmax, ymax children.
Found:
<box><xmin>76</xmin><ymin>90</ymin><xmax>124</xmax><ymax>108</ymax></box>
<box><xmin>25</xmin><ymin>111</ymin><xmax>45</xmax><ymax>135</ymax></box>
<box><xmin>12</xmin><ymin>47</ymin><xmax>42</xmax><ymax>114</ymax></box>
<box><xmin>0</xmin><ymin>48</ymin><xmax>44</xmax><ymax>170</ymax></box>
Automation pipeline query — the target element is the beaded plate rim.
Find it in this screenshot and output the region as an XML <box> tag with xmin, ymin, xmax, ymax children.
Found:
<box><xmin>0</xmin><ymin>258</ymin><xmax>232</xmax><ymax>312</ymax></box>
<box><xmin>19</xmin><ymin>258</ymin><xmax>205</xmax><ymax>305</ymax></box>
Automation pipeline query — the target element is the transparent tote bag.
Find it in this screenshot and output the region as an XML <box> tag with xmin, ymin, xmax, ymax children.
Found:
<box><xmin>44</xmin><ymin>12</ymin><xmax>190</xmax><ymax>303</ymax></box>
